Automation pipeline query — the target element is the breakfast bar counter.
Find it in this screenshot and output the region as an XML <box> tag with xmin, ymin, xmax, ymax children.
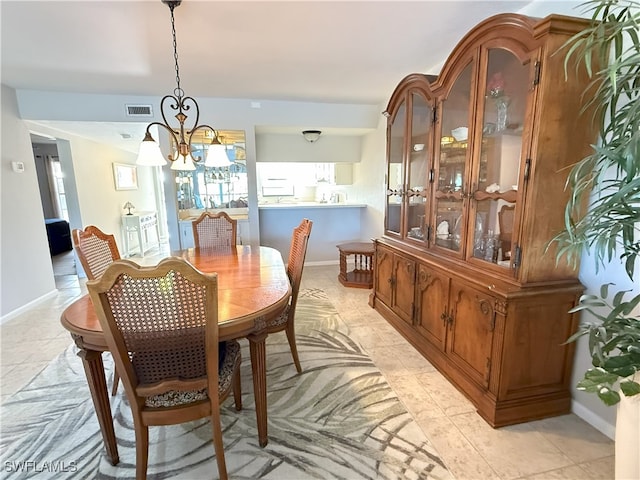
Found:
<box><xmin>258</xmin><ymin>203</ymin><xmax>368</xmax><ymax>263</ymax></box>
<box><xmin>258</xmin><ymin>202</ymin><xmax>367</xmax><ymax>209</ymax></box>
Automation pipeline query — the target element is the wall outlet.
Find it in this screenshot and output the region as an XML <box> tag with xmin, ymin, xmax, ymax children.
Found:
<box><xmin>11</xmin><ymin>161</ymin><xmax>25</xmax><ymax>173</ymax></box>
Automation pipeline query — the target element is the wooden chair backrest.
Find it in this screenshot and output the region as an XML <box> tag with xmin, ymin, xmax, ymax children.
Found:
<box><xmin>72</xmin><ymin>225</ymin><xmax>121</xmax><ymax>280</ymax></box>
<box><xmin>86</xmin><ymin>257</ymin><xmax>220</xmax><ymax>402</ymax></box>
<box><xmin>498</xmin><ymin>205</ymin><xmax>515</xmax><ymax>238</ymax></box>
<box><xmin>192</xmin><ymin>212</ymin><xmax>237</xmax><ymax>249</ymax></box>
<box><xmin>286</xmin><ymin>219</ymin><xmax>313</xmax><ymax>315</ymax></box>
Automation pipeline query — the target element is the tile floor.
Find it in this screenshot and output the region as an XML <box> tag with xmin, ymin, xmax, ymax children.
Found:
<box><xmin>0</xmin><ymin>247</ymin><xmax>616</xmax><ymax>480</ymax></box>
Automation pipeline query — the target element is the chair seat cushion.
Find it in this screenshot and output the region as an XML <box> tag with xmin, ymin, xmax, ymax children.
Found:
<box><xmin>144</xmin><ymin>340</ymin><xmax>240</xmax><ymax>408</ymax></box>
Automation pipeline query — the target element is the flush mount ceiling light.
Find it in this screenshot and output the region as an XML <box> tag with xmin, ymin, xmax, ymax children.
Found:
<box><xmin>302</xmin><ymin>130</ymin><xmax>322</xmax><ymax>143</ymax></box>
<box><xmin>136</xmin><ymin>0</ymin><xmax>223</xmax><ymax>171</ymax></box>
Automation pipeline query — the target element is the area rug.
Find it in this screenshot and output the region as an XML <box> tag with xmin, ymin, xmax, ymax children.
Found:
<box><xmin>0</xmin><ymin>289</ymin><xmax>451</xmax><ymax>479</ymax></box>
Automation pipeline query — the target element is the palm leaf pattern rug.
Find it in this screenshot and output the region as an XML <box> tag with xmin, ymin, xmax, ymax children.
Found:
<box><xmin>1</xmin><ymin>289</ymin><xmax>452</xmax><ymax>479</ymax></box>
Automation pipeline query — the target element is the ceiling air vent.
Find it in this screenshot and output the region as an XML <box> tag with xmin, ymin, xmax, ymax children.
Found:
<box><xmin>125</xmin><ymin>104</ymin><xmax>153</xmax><ymax>117</ymax></box>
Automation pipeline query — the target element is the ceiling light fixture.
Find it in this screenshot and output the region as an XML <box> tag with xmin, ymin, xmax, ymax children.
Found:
<box><xmin>136</xmin><ymin>0</ymin><xmax>222</xmax><ymax>171</ymax></box>
<box><xmin>302</xmin><ymin>130</ymin><xmax>322</xmax><ymax>143</ymax></box>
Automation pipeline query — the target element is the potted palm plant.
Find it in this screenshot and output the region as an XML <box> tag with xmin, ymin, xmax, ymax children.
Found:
<box><xmin>555</xmin><ymin>0</ymin><xmax>640</xmax><ymax>407</ymax></box>
<box><xmin>553</xmin><ymin>1</ymin><xmax>639</xmax><ymax>477</ymax></box>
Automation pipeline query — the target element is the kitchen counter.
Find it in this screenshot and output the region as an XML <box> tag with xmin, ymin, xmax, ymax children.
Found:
<box><xmin>258</xmin><ymin>202</ymin><xmax>367</xmax><ymax>209</ymax></box>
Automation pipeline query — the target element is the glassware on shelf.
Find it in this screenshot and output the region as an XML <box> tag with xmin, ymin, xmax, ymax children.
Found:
<box><xmin>473</xmin><ymin>236</ymin><xmax>485</xmax><ymax>258</ymax></box>
<box><xmin>482</xmin><ymin>230</ymin><xmax>501</xmax><ymax>263</ymax></box>
<box><xmin>495</xmin><ymin>96</ymin><xmax>510</xmax><ymax>132</ymax></box>
<box><xmin>452</xmin><ymin>215</ymin><xmax>462</xmax><ymax>249</ymax></box>
<box><xmin>473</xmin><ymin>213</ymin><xmax>485</xmax><ymax>258</ymax></box>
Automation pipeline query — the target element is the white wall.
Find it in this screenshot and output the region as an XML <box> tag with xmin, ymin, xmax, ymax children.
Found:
<box><xmin>353</xmin><ymin>115</ymin><xmax>387</xmax><ymax>242</ymax></box>
<box><xmin>256</xmin><ymin>133</ymin><xmax>362</xmax><ymax>163</ymax></box>
<box><xmin>1</xmin><ymin>85</ymin><xmax>56</xmax><ymax>317</ymax></box>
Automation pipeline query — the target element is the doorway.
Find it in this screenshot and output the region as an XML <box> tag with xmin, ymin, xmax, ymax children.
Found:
<box><xmin>32</xmin><ymin>136</ymin><xmax>77</xmax><ymax>278</ymax></box>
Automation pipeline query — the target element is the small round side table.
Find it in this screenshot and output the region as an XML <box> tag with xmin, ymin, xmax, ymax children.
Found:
<box><xmin>336</xmin><ymin>241</ymin><xmax>374</xmax><ymax>289</ymax></box>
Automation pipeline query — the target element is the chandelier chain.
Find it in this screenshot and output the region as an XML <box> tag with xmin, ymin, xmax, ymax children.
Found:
<box><xmin>137</xmin><ymin>0</ymin><xmax>221</xmax><ymax>169</ymax></box>
<box><xmin>169</xmin><ymin>3</ymin><xmax>183</xmax><ymax>99</ymax></box>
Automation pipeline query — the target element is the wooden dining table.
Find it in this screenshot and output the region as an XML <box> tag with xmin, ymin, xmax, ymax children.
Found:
<box><xmin>60</xmin><ymin>245</ymin><xmax>291</xmax><ymax>465</ymax></box>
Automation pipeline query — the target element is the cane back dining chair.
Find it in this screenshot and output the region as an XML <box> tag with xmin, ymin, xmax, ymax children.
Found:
<box><xmin>72</xmin><ymin>225</ymin><xmax>121</xmax><ymax>281</ymax></box>
<box><xmin>87</xmin><ymin>257</ymin><xmax>242</xmax><ymax>480</ymax></box>
<box><xmin>192</xmin><ymin>212</ymin><xmax>237</xmax><ymax>249</ymax></box>
<box><xmin>266</xmin><ymin>218</ymin><xmax>313</xmax><ymax>373</ymax></box>
<box><xmin>72</xmin><ymin>225</ymin><xmax>123</xmax><ymax>395</ymax></box>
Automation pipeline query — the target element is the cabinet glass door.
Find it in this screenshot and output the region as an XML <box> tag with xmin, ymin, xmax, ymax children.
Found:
<box><xmin>386</xmin><ymin>100</ymin><xmax>406</xmax><ymax>235</ymax></box>
<box><xmin>406</xmin><ymin>92</ymin><xmax>431</xmax><ymax>243</ymax></box>
<box><xmin>470</xmin><ymin>48</ymin><xmax>528</xmax><ymax>269</ymax></box>
<box><xmin>435</xmin><ymin>62</ymin><xmax>473</xmax><ymax>253</ymax></box>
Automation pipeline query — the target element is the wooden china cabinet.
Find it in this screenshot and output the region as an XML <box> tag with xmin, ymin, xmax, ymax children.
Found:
<box><xmin>369</xmin><ymin>13</ymin><xmax>598</xmax><ymax>427</ymax></box>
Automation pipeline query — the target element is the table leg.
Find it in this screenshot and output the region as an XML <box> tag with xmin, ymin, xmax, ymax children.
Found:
<box><xmin>247</xmin><ymin>330</ymin><xmax>268</xmax><ymax>447</ymax></box>
<box><xmin>77</xmin><ymin>348</ymin><xmax>119</xmax><ymax>465</ymax></box>
<box><xmin>123</xmin><ymin>227</ymin><xmax>130</xmax><ymax>258</ymax></box>
<box><xmin>137</xmin><ymin>227</ymin><xmax>143</xmax><ymax>257</ymax></box>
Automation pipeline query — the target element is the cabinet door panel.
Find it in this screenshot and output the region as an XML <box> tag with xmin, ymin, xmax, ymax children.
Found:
<box><xmin>405</xmin><ymin>92</ymin><xmax>431</xmax><ymax>243</ymax></box>
<box><xmin>447</xmin><ymin>281</ymin><xmax>495</xmax><ymax>388</ymax></box>
<box><xmin>416</xmin><ymin>265</ymin><xmax>449</xmax><ymax>351</ymax></box>
<box><xmin>434</xmin><ymin>61</ymin><xmax>473</xmax><ymax>256</ymax></box>
<box><xmin>374</xmin><ymin>246</ymin><xmax>394</xmax><ymax>308</ymax></box>
<box><xmin>386</xmin><ymin>100</ymin><xmax>406</xmax><ymax>236</ymax></box>
<box><xmin>393</xmin><ymin>255</ymin><xmax>416</xmax><ymax>324</ymax></box>
<box><xmin>469</xmin><ymin>47</ymin><xmax>532</xmax><ymax>273</ymax></box>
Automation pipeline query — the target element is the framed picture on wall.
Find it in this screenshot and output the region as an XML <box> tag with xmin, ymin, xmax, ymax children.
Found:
<box><xmin>113</xmin><ymin>163</ymin><xmax>138</xmax><ymax>190</ymax></box>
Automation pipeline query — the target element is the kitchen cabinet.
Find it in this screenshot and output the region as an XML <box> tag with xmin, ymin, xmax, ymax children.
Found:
<box><xmin>314</xmin><ymin>163</ymin><xmax>353</xmax><ymax>185</ymax></box>
<box><xmin>333</xmin><ymin>163</ymin><xmax>353</xmax><ymax>185</ymax></box>
<box><xmin>369</xmin><ymin>13</ymin><xmax>599</xmax><ymax>426</ymax></box>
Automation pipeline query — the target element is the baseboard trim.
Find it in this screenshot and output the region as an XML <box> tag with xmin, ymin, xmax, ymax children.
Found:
<box><xmin>0</xmin><ymin>289</ymin><xmax>58</xmax><ymax>325</ymax></box>
<box><xmin>306</xmin><ymin>260</ymin><xmax>339</xmax><ymax>267</ymax></box>
<box><xmin>571</xmin><ymin>399</ymin><xmax>616</xmax><ymax>440</ymax></box>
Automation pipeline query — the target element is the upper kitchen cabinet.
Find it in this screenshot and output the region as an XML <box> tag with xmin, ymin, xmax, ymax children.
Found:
<box><xmin>371</xmin><ymin>13</ymin><xmax>599</xmax><ymax>427</ymax></box>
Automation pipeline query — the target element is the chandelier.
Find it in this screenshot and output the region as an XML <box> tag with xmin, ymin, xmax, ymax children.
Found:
<box><xmin>136</xmin><ymin>0</ymin><xmax>231</xmax><ymax>171</ymax></box>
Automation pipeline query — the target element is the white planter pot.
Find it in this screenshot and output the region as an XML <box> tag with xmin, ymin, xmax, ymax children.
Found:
<box><xmin>615</xmin><ymin>373</ymin><xmax>640</xmax><ymax>479</ymax></box>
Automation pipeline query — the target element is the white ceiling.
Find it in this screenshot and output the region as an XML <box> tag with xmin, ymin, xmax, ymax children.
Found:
<box><xmin>1</xmin><ymin>0</ymin><xmax>587</xmax><ymax>151</ymax></box>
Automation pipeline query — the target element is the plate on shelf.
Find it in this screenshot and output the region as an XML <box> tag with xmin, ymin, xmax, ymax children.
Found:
<box><xmin>451</xmin><ymin>127</ymin><xmax>468</xmax><ymax>141</ymax></box>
